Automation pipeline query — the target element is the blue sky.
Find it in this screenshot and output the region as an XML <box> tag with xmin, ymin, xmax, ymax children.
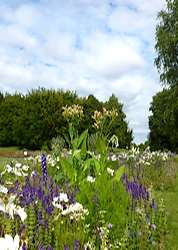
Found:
<box><xmin>0</xmin><ymin>0</ymin><xmax>166</xmax><ymax>144</ymax></box>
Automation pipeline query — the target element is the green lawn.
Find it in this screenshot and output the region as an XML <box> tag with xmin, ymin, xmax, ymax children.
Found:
<box><xmin>0</xmin><ymin>146</ymin><xmax>20</xmax><ymax>152</ymax></box>
<box><xmin>163</xmin><ymin>172</ymin><xmax>178</xmax><ymax>249</ymax></box>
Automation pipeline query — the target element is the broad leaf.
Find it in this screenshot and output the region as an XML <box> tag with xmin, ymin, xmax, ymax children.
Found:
<box><xmin>60</xmin><ymin>156</ymin><xmax>73</xmax><ymax>180</ymax></box>
<box><xmin>114</xmin><ymin>165</ymin><xmax>125</xmax><ymax>182</ymax></box>
<box><xmin>77</xmin><ymin>129</ymin><xmax>88</xmax><ymax>148</ymax></box>
<box><xmin>96</xmin><ymin>135</ymin><xmax>107</xmax><ymax>155</ymax></box>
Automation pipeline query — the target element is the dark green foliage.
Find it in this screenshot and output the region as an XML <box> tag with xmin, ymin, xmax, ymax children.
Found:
<box><xmin>0</xmin><ymin>93</ymin><xmax>24</xmax><ymax>146</ymax></box>
<box><xmin>104</xmin><ymin>94</ymin><xmax>133</xmax><ymax>148</ymax></box>
<box><xmin>0</xmin><ymin>89</ymin><xmax>132</xmax><ymax>149</ymax></box>
<box><xmin>155</xmin><ymin>0</ymin><xmax>178</xmax><ymax>87</ymax></box>
<box><xmin>149</xmin><ymin>88</ymin><xmax>178</xmax><ymax>151</ymax></box>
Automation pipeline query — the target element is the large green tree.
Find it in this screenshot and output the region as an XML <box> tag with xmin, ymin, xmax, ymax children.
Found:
<box><xmin>0</xmin><ymin>93</ymin><xmax>24</xmax><ymax>146</ymax></box>
<box><xmin>155</xmin><ymin>0</ymin><xmax>178</xmax><ymax>87</ymax></box>
<box><xmin>149</xmin><ymin>88</ymin><xmax>178</xmax><ymax>151</ymax></box>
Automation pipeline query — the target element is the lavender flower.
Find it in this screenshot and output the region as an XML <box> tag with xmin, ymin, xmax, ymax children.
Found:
<box><xmin>64</xmin><ymin>244</ymin><xmax>69</xmax><ymax>250</ymax></box>
<box><xmin>108</xmin><ymin>223</ymin><xmax>113</xmax><ymax>228</ymax></box>
<box><xmin>74</xmin><ymin>239</ymin><xmax>79</xmax><ymax>250</ymax></box>
<box><xmin>42</xmin><ymin>153</ymin><xmax>48</xmax><ymax>184</ymax></box>
<box><xmin>19</xmin><ymin>224</ymin><xmax>26</xmax><ymax>235</ymax></box>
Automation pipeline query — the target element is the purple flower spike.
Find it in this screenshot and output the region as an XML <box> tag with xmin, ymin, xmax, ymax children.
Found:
<box><xmin>64</xmin><ymin>244</ymin><xmax>69</xmax><ymax>250</ymax></box>
<box><xmin>74</xmin><ymin>239</ymin><xmax>79</xmax><ymax>250</ymax></box>
<box><xmin>42</xmin><ymin>153</ymin><xmax>48</xmax><ymax>183</ymax></box>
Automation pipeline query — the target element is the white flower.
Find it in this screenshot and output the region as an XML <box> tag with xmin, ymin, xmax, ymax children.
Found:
<box><xmin>0</xmin><ymin>195</ymin><xmax>16</xmax><ymax>214</ymax></box>
<box><xmin>52</xmin><ymin>197</ymin><xmax>63</xmax><ymax>210</ymax></box>
<box><xmin>0</xmin><ymin>195</ymin><xmax>26</xmax><ymax>222</ymax></box>
<box><xmin>6</xmin><ymin>164</ymin><xmax>13</xmax><ymax>173</ymax></box>
<box><xmin>0</xmin><ymin>234</ymin><xmax>20</xmax><ymax>250</ymax></box>
<box><xmin>87</xmin><ymin>176</ymin><xmax>95</xmax><ymax>183</ymax></box>
<box><xmin>16</xmin><ymin>206</ymin><xmax>27</xmax><ymax>222</ymax></box>
<box><xmin>15</xmin><ymin>163</ymin><xmax>22</xmax><ymax>168</ymax></box>
<box><xmin>23</xmin><ymin>151</ymin><xmax>28</xmax><ymax>156</ymax></box>
<box><xmin>22</xmin><ymin>165</ymin><xmax>29</xmax><ymax>171</ymax></box>
<box><xmin>107</xmin><ymin>167</ymin><xmax>114</xmax><ymax>176</ymax></box>
<box><xmin>59</xmin><ymin>193</ymin><xmax>68</xmax><ymax>203</ymax></box>
<box><xmin>0</xmin><ymin>185</ymin><xmax>8</xmax><ymax>194</ymax></box>
<box><xmin>70</xmin><ymin>202</ymin><xmax>83</xmax><ymax>213</ymax></box>
<box><xmin>62</xmin><ymin>207</ymin><xmax>71</xmax><ymax>216</ymax></box>
<box><xmin>8</xmin><ymin>203</ymin><xmax>17</xmax><ymax>219</ymax></box>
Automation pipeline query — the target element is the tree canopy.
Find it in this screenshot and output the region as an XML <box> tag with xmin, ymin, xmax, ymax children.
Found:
<box><xmin>0</xmin><ymin>88</ymin><xmax>133</xmax><ymax>150</ymax></box>
<box><xmin>155</xmin><ymin>0</ymin><xmax>178</xmax><ymax>87</ymax></box>
<box><xmin>149</xmin><ymin>88</ymin><xmax>178</xmax><ymax>151</ymax></box>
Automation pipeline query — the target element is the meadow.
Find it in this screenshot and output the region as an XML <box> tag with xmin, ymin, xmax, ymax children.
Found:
<box><xmin>0</xmin><ymin>106</ymin><xmax>178</xmax><ymax>249</ymax></box>
<box><xmin>0</xmin><ymin>144</ymin><xmax>177</xmax><ymax>250</ymax></box>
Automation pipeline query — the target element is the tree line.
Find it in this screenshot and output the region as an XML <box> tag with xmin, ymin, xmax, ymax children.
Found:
<box><xmin>148</xmin><ymin>0</ymin><xmax>178</xmax><ymax>152</ymax></box>
<box><xmin>0</xmin><ymin>88</ymin><xmax>133</xmax><ymax>150</ymax></box>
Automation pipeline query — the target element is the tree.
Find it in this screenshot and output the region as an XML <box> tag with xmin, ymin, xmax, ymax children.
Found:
<box><xmin>104</xmin><ymin>94</ymin><xmax>133</xmax><ymax>148</ymax></box>
<box><xmin>79</xmin><ymin>94</ymin><xmax>103</xmax><ymax>134</ymax></box>
<box><xmin>0</xmin><ymin>93</ymin><xmax>24</xmax><ymax>146</ymax></box>
<box><xmin>149</xmin><ymin>88</ymin><xmax>178</xmax><ymax>151</ymax></box>
<box><xmin>155</xmin><ymin>0</ymin><xmax>178</xmax><ymax>87</ymax></box>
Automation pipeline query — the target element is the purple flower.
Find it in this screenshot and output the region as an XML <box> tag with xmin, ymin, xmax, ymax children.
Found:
<box><xmin>132</xmin><ymin>233</ymin><xmax>135</xmax><ymax>239</ymax></box>
<box><xmin>151</xmin><ymin>224</ymin><xmax>156</xmax><ymax>230</ymax></box>
<box><xmin>42</xmin><ymin>153</ymin><xmax>48</xmax><ymax>183</ymax></box>
<box><xmin>74</xmin><ymin>239</ymin><xmax>79</xmax><ymax>250</ymax></box>
<box><xmin>138</xmin><ymin>231</ymin><xmax>142</xmax><ymax>236</ymax></box>
<box><xmin>146</xmin><ymin>217</ymin><xmax>150</xmax><ymax>223</ymax></box>
<box><xmin>64</xmin><ymin>244</ymin><xmax>69</xmax><ymax>250</ymax></box>
<box><xmin>108</xmin><ymin>223</ymin><xmax>113</xmax><ymax>229</ymax></box>
<box><xmin>99</xmin><ymin>231</ymin><xmax>104</xmax><ymax>238</ymax></box>
<box><xmin>19</xmin><ymin>224</ymin><xmax>26</xmax><ymax>235</ymax></box>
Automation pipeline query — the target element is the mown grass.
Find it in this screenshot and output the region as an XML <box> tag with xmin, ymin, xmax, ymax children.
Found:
<box><xmin>163</xmin><ymin>169</ymin><xmax>178</xmax><ymax>250</ymax></box>
<box><xmin>0</xmin><ymin>146</ymin><xmax>20</xmax><ymax>152</ymax></box>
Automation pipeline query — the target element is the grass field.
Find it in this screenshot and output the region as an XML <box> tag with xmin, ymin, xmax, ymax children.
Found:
<box><xmin>163</xmin><ymin>172</ymin><xmax>178</xmax><ymax>250</ymax></box>
<box><xmin>0</xmin><ymin>146</ymin><xmax>20</xmax><ymax>151</ymax></box>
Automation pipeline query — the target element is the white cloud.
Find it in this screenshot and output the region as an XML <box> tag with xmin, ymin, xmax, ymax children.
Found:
<box><xmin>0</xmin><ymin>0</ymin><xmax>167</xmax><ymax>144</ymax></box>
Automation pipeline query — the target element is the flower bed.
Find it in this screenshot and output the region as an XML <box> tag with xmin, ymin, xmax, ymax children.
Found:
<box><xmin>0</xmin><ymin>147</ymin><xmax>175</xmax><ymax>249</ymax></box>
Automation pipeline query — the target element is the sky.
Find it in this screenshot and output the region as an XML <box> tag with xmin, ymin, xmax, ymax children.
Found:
<box><xmin>0</xmin><ymin>0</ymin><xmax>167</xmax><ymax>144</ymax></box>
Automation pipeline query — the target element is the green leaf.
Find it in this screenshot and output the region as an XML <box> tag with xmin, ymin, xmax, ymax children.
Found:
<box><xmin>77</xmin><ymin>129</ymin><xmax>88</xmax><ymax>148</ymax></box>
<box><xmin>93</xmin><ymin>156</ymin><xmax>101</xmax><ymax>173</ymax></box>
<box><xmin>60</xmin><ymin>156</ymin><xmax>73</xmax><ymax>180</ymax></box>
<box><xmin>105</xmin><ymin>160</ymin><xmax>117</xmax><ymax>170</ymax></box>
<box><xmin>73</xmin><ymin>149</ymin><xmax>81</xmax><ymax>160</ymax></box>
<box><xmin>83</xmin><ymin>158</ymin><xmax>93</xmax><ymax>172</ymax></box>
<box><xmin>53</xmin><ymin>173</ymin><xmax>65</xmax><ymax>181</ymax></box>
<box><xmin>64</xmin><ymin>133</ymin><xmax>72</xmax><ymax>148</ymax></box>
<box><xmin>114</xmin><ymin>165</ymin><xmax>125</xmax><ymax>182</ymax></box>
<box><xmin>80</xmin><ymin>137</ymin><xmax>87</xmax><ymax>160</ymax></box>
<box><xmin>96</xmin><ymin>135</ymin><xmax>107</xmax><ymax>154</ymax></box>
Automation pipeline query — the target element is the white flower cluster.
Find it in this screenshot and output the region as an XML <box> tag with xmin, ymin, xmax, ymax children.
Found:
<box><xmin>1</xmin><ymin>162</ymin><xmax>29</xmax><ymax>177</ymax></box>
<box><xmin>0</xmin><ymin>185</ymin><xmax>8</xmax><ymax>194</ymax></box>
<box><xmin>107</xmin><ymin>167</ymin><xmax>114</xmax><ymax>176</ymax></box>
<box><xmin>0</xmin><ymin>234</ymin><xmax>22</xmax><ymax>250</ymax></box>
<box><xmin>0</xmin><ymin>194</ymin><xmax>27</xmax><ymax>222</ymax></box>
<box><xmin>52</xmin><ymin>193</ymin><xmax>89</xmax><ymax>221</ymax></box>
<box><xmin>86</xmin><ymin>176</ymin><xmax>95</xmax><ymax>183</ymax></box>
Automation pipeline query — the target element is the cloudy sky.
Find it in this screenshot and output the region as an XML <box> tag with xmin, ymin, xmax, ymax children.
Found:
<box><xmin>0</xmin><ymin>0</ymin><xmax>166</xmax><ymax>144</ymax></box>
